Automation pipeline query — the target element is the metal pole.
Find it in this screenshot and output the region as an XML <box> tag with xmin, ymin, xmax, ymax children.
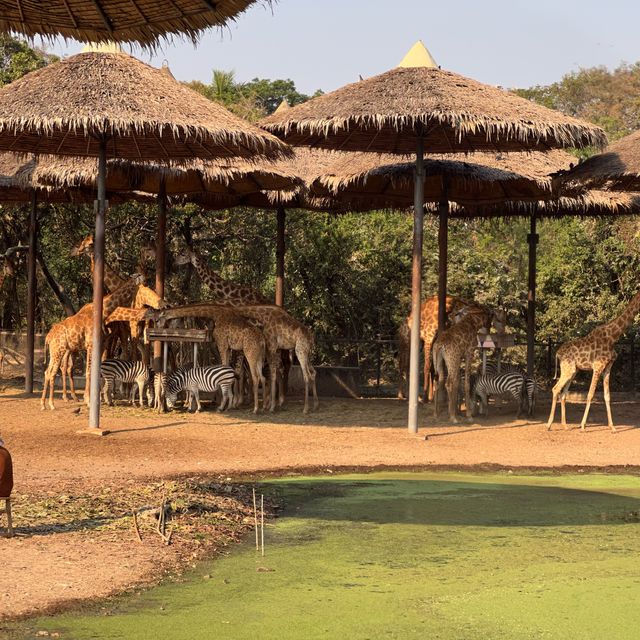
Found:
<box><xmin>25</xmin><ymin>190</ymin><xmax>37</xmax><ymax>394</ymax></box>
<box><xmin>437</xmin><ymin>197</ymin><xmax>449</xmax><ymax>332</ymax></box>
<box><xmin>408</xmin><ymin>135</ymin><xmax>425</xmax><ymax>434</ymax></box>
<box><xmin>275</xmin><ymin>206</ymin><xmax>286</xmax><ymax>307</ymax></box>
<box><xmin>153</xmin><ymin>179</ymin><xmax>167</xmax><ymax>373</ymax></box>
<box><xmin>527</xmin><ymin>210</ymin><xmax>539</xmax><ymax>378</ymax></box>
<box><xmin>88</xmin><ymin>139</ymin><xmax>108</xmax><ymax>430</ymax></box>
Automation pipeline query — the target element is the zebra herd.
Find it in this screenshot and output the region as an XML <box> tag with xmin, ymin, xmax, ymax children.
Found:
<box><xmin>99</xmin><ymin>360</ymin><xmax>237</xmax><ymax>413</ymax></box>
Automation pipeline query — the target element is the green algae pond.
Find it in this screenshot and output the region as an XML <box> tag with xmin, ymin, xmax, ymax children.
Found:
<box><xmin>11</xmin><ymin>471</ymin><xmax>640</xmax><ymax>639</ymax></box>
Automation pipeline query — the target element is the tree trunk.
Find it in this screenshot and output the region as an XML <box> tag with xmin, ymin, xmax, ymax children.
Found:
<box><xmin>36</xmin><ymin>250</ymin><xmax>77</xmax><ymax>317</ymax></box>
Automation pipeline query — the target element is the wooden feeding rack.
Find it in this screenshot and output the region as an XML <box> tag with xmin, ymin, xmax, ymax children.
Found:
<box><xmin>477</xmin><ymin>332</ymin><xmax>516</xmax><ymax>375</ymax></box>
<box><xmin>144</xmin><ymin>327</ymin><xmax>212</xmax><ymax>372</ymax></box>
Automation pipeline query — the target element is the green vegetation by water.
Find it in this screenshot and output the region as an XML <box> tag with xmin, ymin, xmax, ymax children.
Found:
<box><xmin>13</xmin><ymin>472</ymin><xmax>640</xmax><ymax>639</ymax></box>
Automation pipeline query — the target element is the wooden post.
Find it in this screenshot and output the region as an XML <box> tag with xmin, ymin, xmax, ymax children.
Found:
<box><xmin>437</xmin><ymin>197</ymin><xmax>449</xmax><ymax>332</ymax></box>
<box><xmin>153</xmin><ymin>179</ymin><xmax>167</xmax><ymax>373</ymax></box>
<box><xmin>88</xmin><ymin>138</ymin><xmax>108</xmax><ymax>431</ymax></box>
<box><xmin>24</xmin><ymin>190</ymin><xmax>37</xmax><ymax>394</ymax></box>
<box><xmin>527</xmin><ymin>211</ymin><xmax>539</xmax><ymax>378</ymax></box>
<box><xmin>275</xmin><ymin>206</ymin><xmax>286</xmax><ymax>307</ymax></box>
<box><xmin>408</xmin><ymin>135</ymin><xmax>424</xmax><ymax>434</ymax></box>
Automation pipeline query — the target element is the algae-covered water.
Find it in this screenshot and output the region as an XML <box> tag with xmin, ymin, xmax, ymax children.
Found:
<box><xmin>13</xmin><ymin>472</ymin><xmax>640</xmax><ymax>639</ymax></box>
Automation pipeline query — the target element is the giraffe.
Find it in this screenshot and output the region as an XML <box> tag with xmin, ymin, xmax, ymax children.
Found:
<box><xmin>145</xmin><ymin>304</ymin><xmax>267</xmax><ymax>414</ymax></box>
<box><xmin>432</xmin><ymin>305</ymin><xmax>503</xmax><ymax>423</ymax></box>
<box><xmin>546</xmin><ymin>290</ymin><xmax>640</xmax><ymax>432</ymax></box>
<box><xmin>233</xmin><ymin>304</ymin><xmax>317</xmax><ymax>414</ymax></box>
<box><xmin>72</xmin><ymin>234</ymin><xmax>168</xmax><ymax>356</ymax></box>
<box><xmin>71</xmin><ymin>235</ymin><xmax>128</xmax><ymax>293</ymax></box>
<box><xmin>40</xmin><ymin>276</ymin><xmax>142</xmax><ymax>410</ymax></box>
<box><xmin>175</xmin><ymin>245</ymin><xmax>268</xmax><ymax>305</ymax></box>
<box><xmin>150</xmin><ymin>302</ymin><xmax>316</xmax><ymax>413</ymax></box>
<box><xmin>397</xmin><ymin>294</ymin><xmax>479</xmax><ymax>401</ymax></box>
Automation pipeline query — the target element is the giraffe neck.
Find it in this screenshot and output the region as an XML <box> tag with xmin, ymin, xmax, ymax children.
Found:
<box><xmin>103</xmin><ymin>281</ymin><xmax>139</xmax><ymax>316</ymax></box>
<box><xmin>190</xmin><ymin>252</ymin><xmax>230</xmax><ymax>298</ymax></box>
<box><xmin>89</xmin><ymin>254</ymin><xmax>128</xmax><ymax>292</ymax></box>
<box><xmin>603</xmin><ymin>290</ymin><xmax>640</xmax><ymax>341</ymax></box>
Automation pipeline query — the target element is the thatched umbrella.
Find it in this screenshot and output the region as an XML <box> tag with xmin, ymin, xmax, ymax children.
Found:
<box><xmin>0</xmin><ymin>0</ymin><xmax>267</xmax><ymax>48</ymax></box>
<box><xmin>312</xmin><ymin>150</ymin><xmax>573</xmax><ymax>209</ymax></box>
<box><xmin>0</xmin><ymin>51</ymin><xmax>289</xmax><ymax>432</ymax></box>
<box><xmin>555</xmin><ymin>130</ymin><xmax>640</xmax><ymax>194</ymax></box>
<box><xmin>261</xmin><ymin>43</ymin><xmax>605</xmax><ymax>433</ymax></box>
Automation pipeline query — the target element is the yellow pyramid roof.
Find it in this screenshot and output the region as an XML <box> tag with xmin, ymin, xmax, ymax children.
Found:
<box><xmin>274</xmin><ymin>99</ymin><xmax>291</xmax><ymax>114</ymax></box>
<box><xmin>81</xmin><ymin>41</ymin><xmax>124</xmax><ymax>54</ymax></box>
<box><xmin>397</xmin><ymin>41</ymin><xmax>438</xmax><ymax>69</ymax></box>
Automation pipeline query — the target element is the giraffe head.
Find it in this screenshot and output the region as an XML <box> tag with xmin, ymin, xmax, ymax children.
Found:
<box><xmin>71</xmin><ymin>235</ymin><xmax>93</xmax><ymax>257</ymax></box>
<box><xmin>174</xmin><ymin>246</ymin><xmax>194</xmax><ymax>266</ymax></box>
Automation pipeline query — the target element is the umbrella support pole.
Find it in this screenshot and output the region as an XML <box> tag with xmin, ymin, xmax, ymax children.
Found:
<box><xmin>408</xmin><ymin>136</ymin><xmax>425</xmax><ymax>435</ymax></box>
<box><xmin>437</xmin><ymin>199</ymin><xmax>449</xmax><ymax>332</ymax></box>
<box><xmin>88</xmin><ymin>139</ymin><xmax>108</xmax><ymax>434</ymax></box>
<box><xmin>275</xmin><ymin>206</ymin><xmax>286</xmax><ymax>307</ymax></box>
<box><xmin>25</xmin><ymin>190</ymin><xmax>37</xmax><ymax>394</ymax></box>
<box><xmin>153</xmin><ymin>180</ymin><xmax>167</xmax><ymax>374</ymax></box>
<box><xmin>527</xmin><ymin>210</ymin><xmax>538</xmax><ymax>378</ymax></box>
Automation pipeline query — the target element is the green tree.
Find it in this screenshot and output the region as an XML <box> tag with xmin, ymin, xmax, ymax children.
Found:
<box><xmin>514</xmin><ymin>62</ymin><xmax>640</xmax><ymax>142</ymax></box>
<box><xmin>0</xmin><ymin>34</ymin><xmax>57</xmax><ymax>87</ymax></box>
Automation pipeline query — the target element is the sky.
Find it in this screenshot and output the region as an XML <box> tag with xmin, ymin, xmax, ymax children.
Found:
<box><xmin>49</xmin><ymin>0</ymin><xmax>640</xmax><ymax>95</ymax></box>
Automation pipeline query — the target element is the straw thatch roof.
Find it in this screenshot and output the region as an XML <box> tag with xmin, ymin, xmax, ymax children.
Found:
<box><xmin>0</xmin><ymin>1</ymin><xmax>265</xmax><ymax>49</ymax></box>
<box><xmin>0</xmin><ymin>52</ymin><xmax>290</xmax><ymax>161</ymax></box>
<box><xmin>14</xmin><ymin>153</ymin><xmax>302</xmax><ymax>197</ymax></box>
<box><xmin>435</xmin><ymin>190</ymin><xmax>640</xmax><ymax>219</ymax></box>
<box><xmin>0</xmin><ymin>153</ymin><xmax>141</xmax><ymax>204</ymax></box>
<box><xmin>312</xmin><ymin>149</ymin><xmax>575</xmax><ymax>208</ymax></box>
<box><xmin>555</xmin><ymin>129</ymin><xmax>640</xmax><ymax>193</ymax></box>
<box><xmin>260</xmin><ymin>66</ymin><xmax>606</xmax><ymax>154</ymax></box>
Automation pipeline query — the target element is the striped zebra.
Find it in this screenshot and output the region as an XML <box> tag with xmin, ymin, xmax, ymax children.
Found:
<box><xmin>152</xmin><ymin>370</ymin><xmax>167</xmax><ymax>412</ymax></box>
<box><xmin>481</xmin><ymin>362</ymin><xmax>537</xmax><ymax>416</ymax></box>
<box><xmin>165</xmin><ymin>365</ymin><xmax>237</xmax><ymax>413</ymax></box>
<box><xmin>100</xmin><ymin>359</ymin><xmax>152</xmax><ymax>407</ymax></box>
<box><xmin>472</xmin><ymin>372</ymin><xmax>530</xmax><ymax>418</ymax></box>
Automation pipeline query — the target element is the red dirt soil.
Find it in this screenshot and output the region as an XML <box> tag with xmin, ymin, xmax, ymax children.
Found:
<box><xmin>1</xmin><ymin>382</ymin><xmax>639</xmax><ymax>621</ymax></box>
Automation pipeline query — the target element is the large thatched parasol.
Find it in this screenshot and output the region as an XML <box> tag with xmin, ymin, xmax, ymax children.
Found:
<box><xmin>555</xmin><ymin>130</ymin><xmax>640</xmax><ymax>194</ymax></box>
<box><xmin>0</xmin><ymin>50</ymin><xmax>289</xmax><ymax>432</ymax></box>
<box><xmin>261</xmin><ymin>42</ymin><xmax>606</xmax><ymax>433</ymax></box>
<box><xmin>312</xmin><ymin>150</ymin><xmax>574</xmax><ymax>209</ymax></box>
<box><xmin>0</xmin><ymin>0</ymin><xmax>267</xmax><ymax>48</ymax></box>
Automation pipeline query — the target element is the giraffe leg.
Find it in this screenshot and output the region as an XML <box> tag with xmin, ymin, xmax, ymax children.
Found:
<box><xmin>464</xmin><ymin>355</ymin><xmax>473</xmax><ymax>419</ymax></box>
<box><xmin>247</xmin><ymin>354</ymin><xmax>262</xmax><ymax>414</ymax></box>
<box><xmin>580</xmin><ymin>365</ymin><xmax>605</xmax><ymax>431</ymax></box>
<box><xmin>602</xmin><ymin>361</ymin><xmax>616</xmax><ymax>433</ymax></box>
<box><xmin>66</xmin><ymin>353</ymin><xmax>79</xmax><ymax>402</ymax></box>
<box><xmin>546</xmin><ymin>366</ymin><xmax>576</xmax><ymax>431</ymax></box>
<box><xmin>445</xmin><ymin>371</ymin><xmax>459</xmax><ymax>424</ymax></box>
<box><xmin>61</xmin><ymin>352</ymin><xmax>69</xmax><ymax>402</ymax></box>
<box><xmin>47</xmin><ymin>358</ymin><xmax>62</xmax><ymax>411</ymax></box>
<box><xmin>296</xmin><ymin>344</ymin><xmax>318</xmax><ymax>413</ymax></box>
<box><xmin>268</xmin><ymin>351</ymin><xmax>278</xmax><ymax>413</ymax></box>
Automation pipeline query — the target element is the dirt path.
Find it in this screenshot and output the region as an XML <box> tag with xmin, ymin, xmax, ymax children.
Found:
<box><xmin>1</xmin><ymin>385</ymin><xmax>639</xmax><ymax>621</ymax></box>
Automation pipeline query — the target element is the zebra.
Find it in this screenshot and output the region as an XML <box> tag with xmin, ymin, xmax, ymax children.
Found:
<box><xmin>165</xmin><ymin>365</ymin><xmax>237</xmax><ymax>413</ymax></box>
<box><xmin>481</xmin><ymin>362</ymin><xmax>537</xmax><ymax>416</ymax></box>
<box><xmin>151</xmin><ymin>370</ymin><xmax>167</xmax><ymax>412</ymax></box>
<box><xmin>100</xmin><ymin>359</ymin><xmax>152</xmax><ymax>407</ymax></box>
<box><xmin>472</xmin><ymin>372</ymin><xmax>531</xmax><ymax>418</ymax></box>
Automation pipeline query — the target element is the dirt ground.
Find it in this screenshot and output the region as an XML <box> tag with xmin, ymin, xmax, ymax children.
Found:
<box><xmin>2</xmin><ymin>377</ymin><xmax>640</xmax><ymax>622</ymax></box>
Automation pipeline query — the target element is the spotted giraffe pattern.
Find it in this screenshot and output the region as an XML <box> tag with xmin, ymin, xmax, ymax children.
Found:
<box><xmin>176</xmin><ymin>246</ymin><xmax>268</xmax><ymax>305</ymax></box>
<box><xmin>397</xmin><ymin>295</ymin><xmax>479</xmax><ymax>400</ymax></box>
<box><xmin>41</xmin><ymin>277</ymin><xmax>142</xmax><ymax>410</ymax></box>
<box><xmin>547</xmin><ymin>289</ymin><xmax>640</xmax><ymax>432</ymax></box>
<box><xmin>431</xmin><ymin>306</ymin><xmax>496</xmax><ymax>423</ymax></box>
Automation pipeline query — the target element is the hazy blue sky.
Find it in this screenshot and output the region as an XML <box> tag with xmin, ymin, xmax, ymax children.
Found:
<box><xmin>50</xmin><ymin>0</ymin><xmax>639</xmax><ymax>94</ymax></box>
